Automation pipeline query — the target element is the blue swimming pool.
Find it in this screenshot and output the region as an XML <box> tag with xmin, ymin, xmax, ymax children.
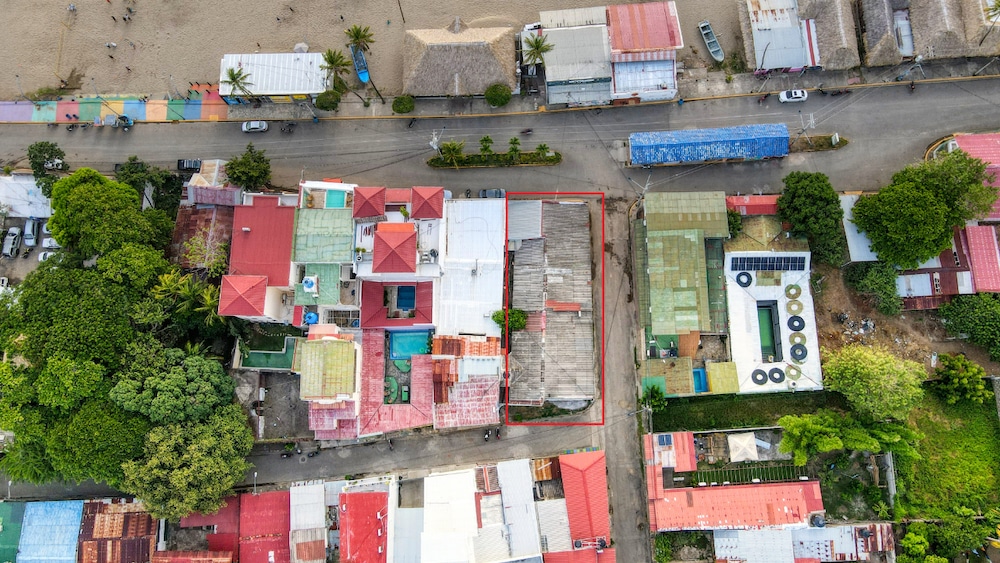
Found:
<box><xmin>693</xmin><ymin>368</ymin><xmax>708</xmax><ymax>393</ymax></box>
<box><xmin>397</xmin><ymin>286</ymin><xmax>416</xmax><ymax>310</ymax></box>
<box><xmin>325</xmin><ymin>190</ymin><xmax>347</xmax><ymax>208</ymax></box>
<box><xmin>389</xmin><ymin>330</ymin><xmax>430</xmax><ymax>360</ymax></box>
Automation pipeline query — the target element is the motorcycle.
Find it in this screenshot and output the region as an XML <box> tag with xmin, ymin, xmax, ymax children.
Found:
<box><xmin>519</xmin><ymin>128</ymin><xmax>533</xmax><ymax>135</ymax></box>
<box><xmin>909</xmin><ymin>81</ymin><xmax>916</xmax><ymax>93</ymax></box>
<box><xmin>830</xmin><ymin>89</ymin><xmax>851</xmax><ymax>96</ymax></box>
<box><xmin>66</xmin><ymin>124</ymin><xmax>77</xmax><ymax>131</ymax></box>
<box><xmin>494</xmin><ymin>427</ymin><xmax>501</xmax><ymax>440</ymax></box>
<box><xmin>407</xmin><ymin>118</ymin><xmax>416</xmax><ymax>128</ymax></box>
<box><xmin>280</xmin><ymin>452</ymin><xmax>293</xmax><ymax>459</ymax></box>
<box><xmin>307</xmin><ymin>451</ymin><xmax>319</xmax><ymax>458</ymax></box>
<box><xmin>21</xmin><ymin>247</ymin><xmax>33</xmax><ymax>259</ymax></box>
<box><xmin>280</xmin><ymin>122</ymin><xmax>296</xmax><ymax>134</ymax></box>
<box><xmin>757</xmin><ymin>92</ymin><xmax>771</xmax><ymax>104</ymax></box>
<box><xmin>484</xmin><ymin>430</ymin><xmax>490</xmax><ymax>442</ymax></box>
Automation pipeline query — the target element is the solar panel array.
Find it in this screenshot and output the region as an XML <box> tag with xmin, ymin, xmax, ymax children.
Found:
<box><xmin>730</xmin><ymin>256</ymin><xmax>806</xmax><ymax>272</ymax></box>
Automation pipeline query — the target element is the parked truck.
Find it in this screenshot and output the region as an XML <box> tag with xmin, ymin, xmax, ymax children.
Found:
<box><xmin>628</xmin><ymin>123</ymin><xmax>790</xmax><ymax>167</ymax></box>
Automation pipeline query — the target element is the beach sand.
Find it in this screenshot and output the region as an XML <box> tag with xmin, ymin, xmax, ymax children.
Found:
<box><xmin>3</xmin><ymin>0</ymin><xmax>742</xmax><ymax>100</ymax></box>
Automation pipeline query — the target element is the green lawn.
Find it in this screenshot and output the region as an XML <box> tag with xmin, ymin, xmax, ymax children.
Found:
<box><xmin>651</xmin><ymin>391</ymin><xmax>848</xmax><ymax>432</ymax></box>
<box><xmin>244</xmin><ymin>325</ymin><xmax>304</xmax><ymax>351</ymax></box>
<box><xmin>901</xmin><ymin>394</ymin><xmax>1000</xmax><ymax>518</ymax></box>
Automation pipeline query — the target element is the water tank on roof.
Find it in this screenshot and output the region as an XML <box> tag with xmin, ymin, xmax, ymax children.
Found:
<box><xmin>304</xmin><ymin>312</ymin><xmax>319</xmax><ymax>325</ymax></box>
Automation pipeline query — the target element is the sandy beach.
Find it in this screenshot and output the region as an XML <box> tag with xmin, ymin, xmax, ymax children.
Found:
<box><xmin>3</xmin><ymin>0</ymin><xmax>742</xmax><ymax>100</ymax></box>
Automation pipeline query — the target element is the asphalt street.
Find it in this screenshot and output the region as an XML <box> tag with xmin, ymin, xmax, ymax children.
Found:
<box><xmin>3</xmin><ymin>77</ymin><xmax>1000</xmax><ymax>561</ymax></box>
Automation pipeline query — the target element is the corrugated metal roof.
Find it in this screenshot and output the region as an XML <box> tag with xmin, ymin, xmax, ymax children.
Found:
<box><xmin>726</xmin><ymin>195</ymin><xmax>780</xmax><ymax>216</ymax></box>
<box><xmin>0</xmin><ymin>502</ymin><xmax>25</xmax><ymax>563</ymax></box>
<box><xmin>78</xmin><ymin>500</ymin><xmax>156</xmax><ymax>563</ymax></box>
<box><xmin>559</xmin><ymin>451</ymin><xmax>610</xmax><ymax>542</ymax></box>
<box><xmin>339</xmin><ymin>492</ymin><xmax>387</xmax><ymax>563</ymax></box>
<box><xmin>18</xmin><ymin>501</ymin><xmax>84</xmax><ymax>563</ymax></box>
<box><xmin>151</xmin><ymin>552</ymin><xmax>234</xmax><ymax>563</ymax></box>
<box><xmin>391</xmin><ymin>508</ymin><xmax>423</xmax><ymax>563</ymax></box>
<box><xmin>967</xmin><ymin>225</ymin><xmax>1000</xmax><ymax>292</ymax></box>
<box><xmin>648</xmin><ymin>482</ymin><xmax>824</xmax><ymax>531</ymax></box>
<box><xmin>219</xmin><ymin>53</ymin><xmax>326</xmax><ymax>96</ymax></box>
<box><xmin>645</xmin><ymin>192</ymin><xmax>729</xmax><ymax>236</ymax></box>
<box><xmin>792</xmin><ymin>523</ymin><xmax>895</xmax><ymax>560</ymax></box>
<box><xmin>180</xmin><ymin>497</ymin><xmax>240</xmax><ymax>533</ymax></box>
<box><xmin>289</xmin><ymin>529</ymin><xmax>325</xmax><ymax>563</ymax></box>
<box><xmin>293</xmin><ymin>208</ymin><xmax>355</xmax><ymax>265</ymax></box>
<box><xmin>540</xmin><ymin>7</ymin><xmax>608</xmax><ymax>28</ymax></box>
<box><xmin>507</xmin><ymin>200</ymin><xmax>543</xmax><ymax>241</ymax></box>
<box><xmin>498</xmin><ymin>460</ymin><xmax>542</xmax><ymax>558</ymax></box>
<box><xmin>715</xmin><ymin>529</ymin><xmax>796</xmax><ymax>563</ymax></box>
<box><xmin>295</xmin><ymin>339</ymin><xmax>358</xmax><ymax>400</ymax></box>
<box><xmin>421</xmin><ymin>471</ymin><xmax>477</xmax><ymax>562</ymax></box>
<box><xmin>544</xmin><ymin>26</ymin><xmax>612</xmax><ymax>83</ymax></box>
<box><xmin>607</xmin><ymin>2</ymin><xmax>684</xmax><ymax>53</ymax></box>
<box><xmin>535</xmin><ymin>500</ymin><xmax>572</xmax><ymax>553</ymax></box>
<box><xmin>646</xmin><ymin>229</ymin><xmax>710</xmax><ymax>336</ymax></box>
<box><xmin>629</xmin><ymin>125</ymin><xmax>790</xmax><ymax>166</ymax></box>
<box><xmin>290</xmin><ymin>484</ymin><xmax>327</xmax><ymax>531</ymax></box>
<box><xmin>239</xmin><ymin>492</ymin><xmax>290</xmax><ymax>563</ymax></box>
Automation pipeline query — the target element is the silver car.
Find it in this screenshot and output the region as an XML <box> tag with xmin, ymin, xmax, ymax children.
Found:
<box><xmin>3</xmin><ymin>227</ymin><xmax>21</xmax><ymax>258</ymax></box>
<box><xmin>42</xmin><ymin>237</ymin><xmax>61</xmax><ymax>249</ymax></box>
<box><xmin>242</xmin><ymin>120</ymin><xmax>269</xmax><ymax>133</ymax></box>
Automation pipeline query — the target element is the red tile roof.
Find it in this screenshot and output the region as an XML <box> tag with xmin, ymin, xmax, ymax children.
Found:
<box><xmin>339</xmin><ymin>492</ymin><xmax>388</xmax><ymax>563</ymax></box>
<box><xmin>181</xmin><ymin>497</ymin><xmax>240</xmax><ymax>534</ymax></box>
<box><xmin>219</xmin><ymin>275</ymin><xmax>268</xmax><ymax>316</ymax></box>
<box><xmin>357</xmin><ymin>330</ymin><xmax>434</xmax><ymax>436</ymax></box>
<box><xmin>544</xmin><ymin>548</ymin><xmax>616</xmax><ymax>563</ymax></box>
<box><xmin>360</xmin><ymin>281</ymin><xmax>433</xmax><ymax>328</ymax></box>
<box><xmin>78</xmin><ymin>500</ymin><xmax>156</xmax><ymax>563</ymax></box>
<box><xmin>725</xmin><ymin>195</ymin><xmax>780</xmax><ymax>216</ymax></box>
<box><xmin>648</xmin><ymin>482</ymin><xmax>824</xmax><ymax>531</ymax></box>
<box><xmin>607</xmin><ymin>1</ymin><xmax>683</xmax><ymax>60</ymax></box>
<box><xmin>372</xmin><ymin>223</ymin><xmax>417</xmax><ymax>273</ymax></box>
<box><xmin>954</xmin><ymin>134</ymin><xmax>1000</xmax><ymax>175</ymax></box>
<box><xmin>559</xmin><ymin>451</ymin><xmax>610</xmax><ymax>542</ymax></box>
<box><xmin>433</xmin><ymin>375</ymin><xmax>501</xmax><ymax>429</ymax></box>
<box><xmin>229</xmin><ymin>196</ymin><xmax>295</xmax><ymax>286</ymax></box>
<box><xmin>239</xmin><ymin>491</ymin><xmax>290</xmax><ymax>563</ymax></box>
<box><xmin>353</xmin><ymin>187</ymin><xmax>386</xmax><ymax>218</ymax></box>
<box><xmin>966</xmin><ymin>226</ymin><xmax>1000</xmax><ymax>292</ymax></box>
<box><xmin>410</xmin><ymin>187</ymin><xmax>444</xmax><ymax>219</ymax></box>
<box><xmin>431</xmin><ymin>335</ymin><xmax>502</xmax><ymax>357</ymax></box>
<box><xmin>385</xmin><ymin>188</ymin><xmax>411</xmax><ymax>205</ymax></box>
<box><xmin>152</xmin><ymin>552</ymin><xmax>234</xmax><ymax>563</ymax></box>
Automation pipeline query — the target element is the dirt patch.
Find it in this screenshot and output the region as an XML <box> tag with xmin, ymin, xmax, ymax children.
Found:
<box><xmin>812</xmin><ymin>263</ymin><xmax>1000</xmax><ymax>373</ymax></box>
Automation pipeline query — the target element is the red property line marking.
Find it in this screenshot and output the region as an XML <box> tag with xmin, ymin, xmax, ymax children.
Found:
<box><xmin>504</xmin><ymin>192</ymin><xmax>606</xmax><ymax>427</ymax></box>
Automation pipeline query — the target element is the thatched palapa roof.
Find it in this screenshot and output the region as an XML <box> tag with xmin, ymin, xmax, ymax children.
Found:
<box><xmin>860</xmin><ymin>0</ymin><xmax>906</xmax><ymax>67</ymax></box>
<box><xmin>799</xmin><ymin>0</ymin><xmax>860</xmax><ymax>69</ymax></box>
<box><xmin>910</xmin><ymin>0</ymin><xmax>969</xmax><ymax>59</ymax></box>
<box><xmin>402</xmin><ymin>24</ymin><xmax>516</xmax><ymax>97</ymax></box>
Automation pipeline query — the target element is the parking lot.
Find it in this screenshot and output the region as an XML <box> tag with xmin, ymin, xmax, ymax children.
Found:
<box><xmin>0</xmin><ymin>216</ymin><xmax>48</xmax><ymax>285</ymax></box>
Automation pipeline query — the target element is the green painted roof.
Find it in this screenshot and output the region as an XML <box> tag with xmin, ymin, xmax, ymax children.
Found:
<box><xmin>293</xmin><ymin>208</ymin><xmax>355</xmax><ymax>264</ymax></box>
<box><xmin>645</xmin><ymin>192</ymin><xmax>728</xmax><ymax>238</ymax></box>
<box><xmin>294</xmin><ymin>338</ymin><xmax>357</xmax><ymax>399</ymax></box>
<box><xmin>647</xmin><ymin>229</ymin><xmax>710</xmax><ymax>336</ymax></box>
<box><xmin>0</xmin><ymin>502</ymin><xmax>25</xmax><ymax>563</ymax></box>
<box><xmin>294</xmin><ymin>263</ymin><xmax>348</xmax><ymax>306</ymax></box>
<box><xmin>707</xmin><ymin>362</ymin><xmax>740</xmax><ymax>394</ymax></box>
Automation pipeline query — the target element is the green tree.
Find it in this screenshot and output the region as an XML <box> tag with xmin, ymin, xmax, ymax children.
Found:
<box><xmin>344</xmin><ymin>25</ymin><xmax>375</xmax><ymax>52</ymax></box>
<box><xmin>523</xmin><ymin>34</ymin><xmax>554</xmax><ymax>68</ymax></box>
<box><xmin>97</xmin><ymin>242</ymin><xmax>171</xmax><ymax>293</ymax></box>
<box><xmin>895</xmin><ymin>149</ymin><xmax>997</xmax><ymax>225</ymax></box>
<box><xmin>221</xmin><ymin>67</ymin><xmax>254</xmax><ymax>97</ymax></box>
<box><xmin>34</xmin><ymin>356</ymin><xmax>105</xmax><ymax>412</ymax></box>
<box><xmin>45</xmin><ymin>399</ymin><xmax>150</xmax><ymax>486</ymax></box>
<box><xmin>900</xmin><ymin>529</ymin><xmax>930</xmax><ymax>556</ymax></box>
<box><xmin>320</xmin><ymin>48</ymin><xmax>351</xmax><ymax>86</ymax></box>
<box><xmin>939</xmin><ymin>293</ymin><xmax>1000</xmax><ymax>360</ymax></box>
<box><xmin>641</xmin><ymin>385</ymin><xmax>668</xmax><ymax>414</ymax></box>
<box><xmin>225</xmin><ymin>143</ymin><xmax>271</xmax><ymax>190</ymax></box>
<box><xmin>932</xmin><ymin>353</ymin><xmax>993</xmax><ymax>405</ymax></box>
<box><xmin>479</xmin><ymin>136</ymin><xmax>494</xmax><ymax>156</ymax></box>
<box><xmin>121</xmin><ymin>404</ymin><xmax>253</xmax><ymax>521</ymax></box>
<box><xmin>48</xmin><ymin>168</ymin><xmax>158</xmax><ymax>257</ymax></box>
<box><xmin>391</xmin><ymin>95</ymin><xmax>415</xmax><ymax>114</ymax></box>
<box><xmin>491</xmin><ymin>308</ymin><xmax>527</xmax><ymax>333</ymax></box>
<box><xmin>842</xmin><ymin>261</ymin><xmax>902</xmax><ymax>316</ymax></box>
<box><xmin>821</xmin><ymin>344</ymin><xmax>925</xmax><ymax>421</ymax></box>
<box><xmin>26</xmin><ymin>141</ymin><xmax>65</xmax><ymax>197</ymax></box>
<box><xmin>0</xmin><ymin>434</ymin><xmax>58</xmax><ymax>485</ymax></box>
<box><xmin>114</xmin><ymin>156</ymin><xmax>184</xmax><ymax>219</ymax></box>
<box><xmin>110</xmin><ymin>338</ymin><xmax>235</xmax><ymax>424</ymax></box>
<box><xmin>852</xmin><ymin>181</ymin><xmax>952</xmax><ymax>269</ymax></box>
<box><xmin>727</xmin><ymin>209</ymin><xmax>743</xmax><ymax>239</ymax></box>
<box><xmin>439</xmin><ymin>141</ymin><xmax>465</xmax><ymax>170</ymax></box>
<box><xmin>776</xmin><ymin>171</ymin><xmax>846</xmax><ymax>265</ymax></box>
<box><xmin>535</xmin><ymin>143</ymin><xmax>550</xmax><ymax>159</ymax></box>
<box><xmin>485</xmin><ymin>83</ymin><xmax>512</xmax><ymax>107</ymax></box>
<box><xmin>777</xmin><ymin>410</ymin><xmax>880</xmax><ymax>465</ymax></box>
<box><xmin>315</xmin><ymin>89</ymin><xmax>341</xmax><ymax>111</ymax></box>
<box><xmin>933</xmin><ymin>512</ymin><xmax>992</xmax><ymax>558</ymax></box>
<box><xmin>182</xmin><ymin>225</ymin><xmax>229</xmax><ymax>278</ymax></box>
<box><xmin>508</xmin><ymin>137</ymin><xmax>521</xmax><ymax>164</ymax></box>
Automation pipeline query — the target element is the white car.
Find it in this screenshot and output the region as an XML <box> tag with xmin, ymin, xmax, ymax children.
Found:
<box><xmin>778</xmin><ymin>89</ymin><xmax>808</xmax><ymax>103</ymax></box>
<box><xmin>42</xmin><ymin>238</ymin><xmax>61</xmax><ymax>249</ymax></box>
<box><xmin>42</xmin><ymin>219</ymin><xmax>52</xmax><ymax>235</ymax></box>
<box><xmin>242</xmin><ymin>121</ymin><xmax>269</xmax><ymax>133</ymax></box>
<box><xmin>38</xmin><ymin>251</ymin><xmax>56</xmax><ymax>262</ymax></box>
<box><xmin>43</xmin><ymin>158</ymin><xmax>66</xmax><ymax>170</ymax></box>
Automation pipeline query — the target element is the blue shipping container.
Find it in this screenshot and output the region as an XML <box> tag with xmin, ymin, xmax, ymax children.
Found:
<box><xmin>629</xmin><ymin>123</ymin><xmax>790</xmax><ymax>166</ymax></box>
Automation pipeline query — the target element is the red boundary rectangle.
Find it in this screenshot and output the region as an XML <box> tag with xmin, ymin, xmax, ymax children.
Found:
<box><xmin>503</xmin><ymin>192</ymin><xmax>605</xmax><ymax>427</ymax></box>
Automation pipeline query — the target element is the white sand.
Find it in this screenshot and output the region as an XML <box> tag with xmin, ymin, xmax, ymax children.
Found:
<box><xmin>3</xmin><ymin>0</ymin><xmax>741</xmax><ymax>99</ymax></box>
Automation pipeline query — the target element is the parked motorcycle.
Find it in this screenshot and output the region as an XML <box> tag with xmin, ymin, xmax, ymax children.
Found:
<box><xmin>494</xmin><ymin>427</ymin><xmax>501</xmax><ymax>440</ymax></box>
<box><xmin>484</xmin><ymin>430</ymin><xmax>490</xmax><ymax>442</ymax></box>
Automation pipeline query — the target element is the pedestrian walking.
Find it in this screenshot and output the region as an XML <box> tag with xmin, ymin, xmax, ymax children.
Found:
<box><xmin>108</xmin><ymin>54</ymin><xmax>114</xmax><ymax>59</ymax></box>
<box><xmin>125</xmin><ymin>66</ymin><xmax>131</xmax><ymax>72</ymax></box>
<box><xmin>288</xmin><ymin>6</ymin><xmax>294</xmax><ymax>12</ymax></box>
<box><xmin>340</xmin><ymin>15</ymin><xmax>344</xmax><ymax>21</ymax></box>
<box><xmin>111</xmin><ymin>15</ymin><xmax>116</xmax><ymax>21</ymax></box>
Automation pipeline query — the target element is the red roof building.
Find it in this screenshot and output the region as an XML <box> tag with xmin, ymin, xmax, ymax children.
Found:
<box><xmin>725</xmin><ymin>195</ymin><xmax>780</xmax><ymax>216</ymax></box>
<box><xmin>559</xmin><ymin>451</ymin><xmax>611</xmax><ymax>543</ymax></box>
<box><xmin>151</xmin><ymin>553</ymin><xmax>234</xmax><ymax>563</ymax></box>
<box><xmin>372</xmin><ymin>223</ymin><xmax>417</xmax><ymax>273</ymax></box>
<box><xmin>353</xmin><ymin>187</ymin><xmax>387</xmax><ymax>219</ymax></box>
<box><xmin>170</xmin><ymin>205</ymin><xmax>235</xmax><ymax>268</ymax></box>
<box><xmin>239</xmin><ymin>491</ymin><xmax>290</xmax><ymax>563</ymax></box>
<box><xmin>357</xmin><ymin>330</ymin><xmax>434</xmax><ymax>436</ymax></box>
<box><xmin>219</xmin><ymin>275</ymin><xmax>268</xmax><ymax>317</ymax></box>
<box><xmin>229</xmin><ymin>195</ymin><xmax>295</xmax><ymax>286</ymax></box>
<box><xmin>180</xmin><ymin>496</ymin><xmax>240</xmax><ymax>553</ymax></box>
<box><xmin>543</xmin><ymin>548</ymin><xmax>616</xmax><ymax>562</ymax></box>
<box><xmin>410</xmin><ymin>187</ymin><xmax>444</xmax><ymax>219</ymax></box>
<box><xmin>648</xmin><ymin>482</ymin><xmax>824</xmax><ymax>531</ymax></box>
<box><xmin>966</xmin><ymin>225</ymin><xmax>1000</xmax><ymax>292</ymax></box>
<box><xmin>360</xmin><ymin>281</ymin><xmax>433</xmax><ymax>328</ymax></box>
<box><xmin>607</xmin><ymin>2</ymin><xmax>684</xmax><ymax>61</ymax></box>
<box><xmin>338</xmin><ymin>491</ymin><xmax>389</xmax><ymax>563</ymax></box>
<box><xmin>78</xmin><ymin>500</ymin><xmax>157</xmax><ymax>563</ymax></box>
<box><xmin>952</xmin><ymin>134</ymin><xmax>1000</xmax><ymax>220</ymax></box>
<box><xmin>643</xmin><ymin>433</ymin><xmax>697</xmax><ymax>475</ymax></box>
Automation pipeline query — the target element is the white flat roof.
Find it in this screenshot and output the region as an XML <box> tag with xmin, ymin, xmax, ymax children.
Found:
<box><xmin>0</xmin><ymin>174</ymin><xmax>52</xmax><ymax>218</ymax></box>
<box><xmin>497</xmin><ymin>460</ymin><xmax>542</xmax><ymax>558</ymax></box>
<box><xmin>544</xmin><ymin>26</ymin><xmax>612</xmax><ymax>82</ymax></box>
<box><xmin>840</xmin><ymin>195</ymin><xmax>878</xmax><ymax>262</ymax></box>
<box><xmin>421</xmin><ymin>470</ymin><xmax>477</xmax><ymax>563</ymax></box>
<box><xmin>289</xmin><ymin>483</ymin><xmax>326</xmax><ymax>530</ymax></box>
<box><xmin>219</xmin><ymin>53</ymin><xmax>327</xmax><ymax>96</ymax></box>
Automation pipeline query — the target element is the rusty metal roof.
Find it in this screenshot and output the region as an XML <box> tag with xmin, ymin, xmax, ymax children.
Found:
<box><xmin>78</xmin><ymin>500</ymin><xmax>156</xmax><ymax>563</ymax></box>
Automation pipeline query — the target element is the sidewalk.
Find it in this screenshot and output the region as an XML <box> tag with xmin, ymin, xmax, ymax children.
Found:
<box><xmin>0</xmin><ymin>56</ymin><xmax>997</xmax><ymax>125</ymax></box>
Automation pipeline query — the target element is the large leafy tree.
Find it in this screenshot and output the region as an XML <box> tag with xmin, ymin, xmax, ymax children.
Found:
<box><xmin>939</xmin><ymin>293</ymin><xmax>1000</xmax><ymax>360</ymax></box>
<box><xmin>121</xmin><ymin>404</ymin><xmax>253</xmax><ymax>521</ymax></box>
<box><xmin>225</xmin><ymin>143</ymin><xmax>271</xmax><ymax>190</ymax></box>
<box><xmin>852</xmin><ymin>181</ymin><xmax>952</xmax><ymax>269</ymax></box>
<box><xmin>45</xmin><ymin>399</ymin><xmax>150</xmax><ymax>486</ymax></box>
<box><xmin>821</xmin><ymin>344</ymin><xmax>925</xmax><ymax>421</ymax></box>
<box><xmin>115</xmin><ymin>156</ymin><xmax>184</xmax><ymax>219</ymax></box>
<box><xmin>26</xmin><ymin>141</ymin><xmax>65</xmax><ymax>197</ymax></box>
<box><xmin>48</xmin><ymin>168</ymin><xmax>159</xmax><ymax>257</ymax></box>
<box><xmin>97</xmin><ymin>242</ymin><xmax>171</xmax><ymax>293</ymax></box>
<box><xmin>931</xmin><ymin>353</ymin><xmax>993</xmax><ymax>405</ymax></box>
<box><xmin>111</xmin><ymin>337</ymin><xmax>235</xmax><ymax>425</ymax></box>
<box><xmin>34</xmin><ymin>356</ymin><xmax>105</xmax><ymax>412</ymax></box>
<box><xmin>893</xmin><ymin>150</ymin><xmax>997</xmax><ymax>225</ymax></box>
<box><xmin>842</xmin><ymin>261</ymin><xmax>902</xmax><ymax>316</ymax></box>
<box><xmin>776</xmin><ymin>171</ymin><xmax>846</xmax><ymax>265</ymax></box>
<box><xmin>777</xmin><ymin>410</ymin><xmax>880</xmax><ymax>465</ymax></box>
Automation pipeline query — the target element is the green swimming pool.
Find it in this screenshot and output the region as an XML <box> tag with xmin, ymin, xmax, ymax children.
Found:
<box><xmin>325</xmin><ymin>190</ymin><xmax>347</xmax><ymax>208</ymax></box>
<box><xmin>758</xmin><ymin>305</ymin><xmax>777</xmax><ymax>361</ymax></box>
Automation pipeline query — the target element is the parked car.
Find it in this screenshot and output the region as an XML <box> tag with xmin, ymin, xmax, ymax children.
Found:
<box><xmin>23</xmin><ymin>218</ymin><xmax>38</xmax><ymax>247</ymax></box>
<box><xmin>43</xmin><ymin>158</ymin><xmax>66</xmax><ymax>170</ymax></box>
<box><xmin>42</xmin><ymin>219</ymin><xmax>52</xmax><ymax>235</ymax></box>
<box><xmin>177</xmin><ymin>159</ymin><xmax>202</xmax><ymax>171</ymax></box>
<box><xmin>42</xmin><ymin>237</ymin><xmax>61</xmax><ymax>249</ymax></box>
<box><xmin>2</xmin><ymin>227</ymin><xmax>22</xmax><ymax>258</ymax></box>
<box><xmin>478</xmin><ymin>189</ymin><xmax>506</xmax><ymax>198</ymax></box>
<box><xmin>38</xmin><ymin>251</ymin><xmax>56</xmax><ymax>262</ymax></box>
<box><xmin>778</xmin><ymin>89</ymin><xmax>808</xmax><ymax>103</ymax></box>
<box><xmin>242</xmin><ymin>121</ymin><xmax>269</xmax><ymax>133</ymax></box>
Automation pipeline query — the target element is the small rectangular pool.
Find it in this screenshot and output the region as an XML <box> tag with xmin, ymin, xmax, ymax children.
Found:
<box><xmin>693</xmin><ymin>368</ymin><xmax>708</xmax><ymax>393</ymax></box>
<box><xmin>389</xmin><ymin>330</ymin><xmax>430</xmax><ymax>360</ymax></box>
<box><xmin>757</xmin><ymin>301</ymin><xmax>782</xmax><ymax>362</ymax></box>
<box><xmin>325</xmin><ymin>190</ymin><xmax>347</xmax><ymax>208</ymax></box>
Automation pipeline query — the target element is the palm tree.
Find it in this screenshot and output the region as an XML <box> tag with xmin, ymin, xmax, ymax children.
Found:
<box><xmin>320</xmin><ymin>48</ymin><xmax>351</xmax><ymax>89</ymax></box>
<box><xmin>523</xmin><ymin>34</ymin><xmax>554</xmax><ymax>71</ymax></box>
<box><xmin>195</xmin><ymin>284</ymin><xmax>224</xmax><ymax>328</ymax></box>
<box><xmin>221</xmin><ymin>67</ymin><xmax>254</xmax><ymax>97</ymax></box>
<box><xmin>508</xmin><ymin>137</ymin><xmax>521</xmax><ymax>164</ymax></box>
<box><xmin>535</xmin><ymin>143</ymin><xmax>550</xmax><ymax>158</ymax></box>
<box><xmin>479</xmin><ymin>135</ymin><xmax>494</xmax><ymax>156</ymax></box>
<box><xmin>439</xmin><ymin>141</ymin><xmax>465</xmax><ymax>170</ymax></box>
<box><xmin>345</xmin><ymin>25</ymin><xmax>375</xmax><ymax>53</ymax></box>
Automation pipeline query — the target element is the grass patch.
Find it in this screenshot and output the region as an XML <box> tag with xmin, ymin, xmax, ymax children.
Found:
<box><xmin>790</xmin><ymin>134</ymin><xmax>849</xmax><ymax>153</ymax></box>
<box><xmin>900</xmin><ymin>394</ymin><xmax>1000</xmax><ymax>518</ymax></box>
<box><xmin>428</xmin><ymin>152</ymin><xmax>562</xmax><ymax>169</ymax></box>
<box><xmin>509</xmin><ymin>401</ymin><xmax>586</xmax><ymax>422</ymax></box>
<box><xmin>651</xmin><ymin>391</ymin><xmax>848</xmax><ymax>432</ymax></box>
<box><xmin>244</xmin><ymin>325</ymin><xmax>304</xmax><ymax>351</ymax></box>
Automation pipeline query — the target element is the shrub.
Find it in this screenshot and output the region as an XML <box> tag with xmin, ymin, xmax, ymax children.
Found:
<box><xmin>484</xmin><ymin>83</ymin><xmax>512</xmax><ymax>107</ymax></box>
<box><xmin>842</xmin><ymin>262</ymin><xmax>902</xmax><ymax>316</ymax></box>
<box><xmin>932</xmin><ymin>353</ymin><xmax>993</xmax><ymax>405</ymax></box>
<box><xmin>392</xmin><ymin>95</ymin><xmax>415</xmax><ymax>114</ymax></box>
<box><xmin>727</xmin><ymin>209</ymin><xmax>743</xmax><ymax>239</ymax></box>
<box><xmin>315</xmin><ymin>90</ymin><xmax>341</xmax><ymax>111</ymax></box>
